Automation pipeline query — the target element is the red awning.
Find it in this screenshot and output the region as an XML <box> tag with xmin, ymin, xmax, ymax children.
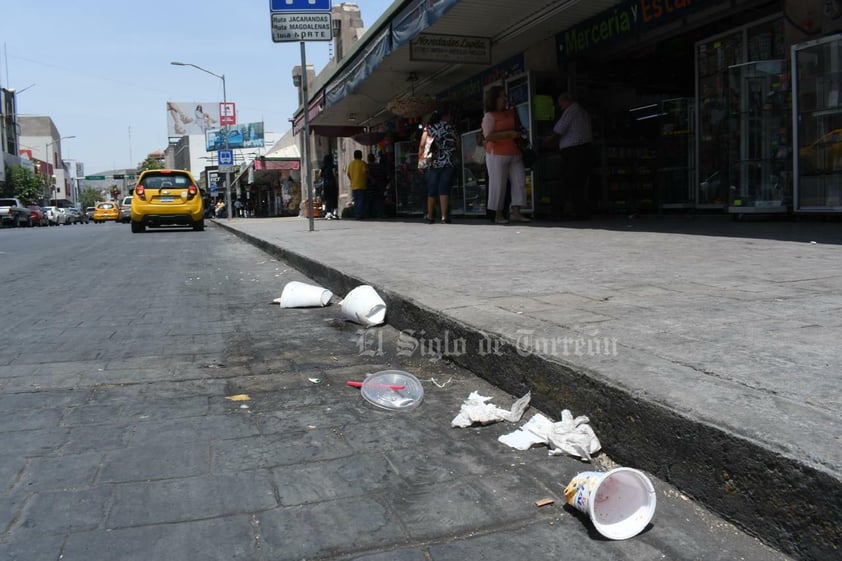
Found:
<box><xmin>254</xmin><ymin>159</ymin><xmax>300</xmax><ymax>171</ymax></box>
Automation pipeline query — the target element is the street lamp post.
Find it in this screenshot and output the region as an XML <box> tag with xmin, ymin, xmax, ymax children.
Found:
<box><xmin>171</xmin><ymin>61</ymin><xmax>231</xmax><ymax>219</ymax></box>
<box><xmin>44</xmin><ymin>135</ymin><xmax>75</xmax><ymax>206</ymax></box>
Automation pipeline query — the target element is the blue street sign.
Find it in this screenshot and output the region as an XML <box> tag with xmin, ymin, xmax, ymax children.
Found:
<box><xmin>218</xmin><ymin>149</ymin><xmax>234</xmax><ymax>166</ymax></box>
<box><xmin>270</xmin><ymin>0</ymin><xmax>331</xmax><ymax>12</ymax></box>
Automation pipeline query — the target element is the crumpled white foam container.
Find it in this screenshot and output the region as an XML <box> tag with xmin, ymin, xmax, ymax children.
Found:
<box><xmin>275</xmin><ymin>281</ymin><xmax>332</xmax><ymax>308</ymax></box>
<box><xmin>339</xmin><ymin>285</ymin><xmax>386</xmax><ymax>327</ymax></box>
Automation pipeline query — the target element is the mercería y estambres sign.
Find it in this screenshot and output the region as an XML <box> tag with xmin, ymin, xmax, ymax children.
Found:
<box><xmin>557</xmin><ymin>0</ymin><xmax>714</xmax><ymax>62</ymax></box>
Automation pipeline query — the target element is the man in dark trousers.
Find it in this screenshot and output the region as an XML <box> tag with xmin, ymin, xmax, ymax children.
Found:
<box><xmin>545</xmin><ymin>92</ymin><xmax>593</xmax><ymax>219</ymax></box>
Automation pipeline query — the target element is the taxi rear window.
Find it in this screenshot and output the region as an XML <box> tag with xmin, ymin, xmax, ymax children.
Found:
<box><xmin>140</xmin><ymin>174</ymin><xmax>192</xmax><ymax>188</ymax></box>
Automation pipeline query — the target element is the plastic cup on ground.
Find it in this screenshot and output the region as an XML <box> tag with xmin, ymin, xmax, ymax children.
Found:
<box><xmin>563</xmin><ymin>467</ymin><xmax>656</xmax><ymax>540</ymax></box>
<box><xmin>340</xmin><ymin>285</ymin><xmax>386</xmax><ymax>326</ymax></box>
<box><xmin>277</xmin><ymin>281</ymin><xmax>333</xmax><ymax>308</ymax></box>
<box><xmin>360</xmin><ymin>370</ymin><xmax>424</xmax><ymax>410</ymax></box>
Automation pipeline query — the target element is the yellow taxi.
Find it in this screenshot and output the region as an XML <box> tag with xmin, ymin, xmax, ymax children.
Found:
<box><xmin>92</xmin><ymin>202</ymin><xmax>120</xmax><ymax>223</ymax></box>
<box><xmin>130</xmin><ymin>169</ymin><xmax>205</xmax><ymax>233</ymax></box>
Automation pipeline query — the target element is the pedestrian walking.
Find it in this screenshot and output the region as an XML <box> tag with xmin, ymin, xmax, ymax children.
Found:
<box><xmin>347</xmin><ymin>150</ymin><xmax>368</xmax><ymax>220</ymax></box>
<box><xmin>321</xmin><ymin>153</ymin><xmax>338</xmax><ymax>219</ymax></box>
<box><xmin>418</xmin><ymin>107</ymin><xmax>459</xmax><ymax>223</ymax></box>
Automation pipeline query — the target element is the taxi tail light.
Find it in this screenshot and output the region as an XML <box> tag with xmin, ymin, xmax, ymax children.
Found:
<box><xmin>135</xmin><ymin>185</ymin><xmax>146</xmax><ymax>200</ymax></box>
<box><xmin>188</xmin><ymin>184</ymin><xmax>198</xmax><ymax>200</ymax></box>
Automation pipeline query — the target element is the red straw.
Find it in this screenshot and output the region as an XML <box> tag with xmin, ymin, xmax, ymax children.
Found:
<box><xmin>346</xmin><ymin>380</ymin><xmax>406</xmax><ymax>391</ymax></box>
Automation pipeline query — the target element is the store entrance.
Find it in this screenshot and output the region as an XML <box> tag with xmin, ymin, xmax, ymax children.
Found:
<box><xmin>581</xmin><ymin>34</ymin><xmax>696</xmax><ymax>214</ymax></box>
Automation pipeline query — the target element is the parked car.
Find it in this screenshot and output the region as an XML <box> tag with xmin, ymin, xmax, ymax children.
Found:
<box><xmin>85</xmin><ymin>207</ymin><xmax>96</xmax><ymax>221</ymax></box>
<box><xmin>92</xmin><ymin>202</ymin><xmax>119</xmax><ymax>222</ymax></box>
<box><xmin>42</xmin><ymin>206</ymin><xmax>66</xmax><ymax>226</ymax></box>
<box><xmin>131</xmin><ymin>169</ymin><xmax>204</xmax><ymax>232</ymax></box>
<box><xmin>118</xmin><ymin>196</ymin><xmax>133</xmax><ymax>223</ymax></box>
<box><xmin>0</xmin><ymin>197</ymin><xmax>30</xmax><ymax>227</ymax></box>
<box><xmin>28</xmin><ymin>205</ymin><xmax>48</xmax><ymax>226</ymax></box>
<box><xmin>64</xmin><ymin>207</ymin><xmax>85</xmax><ymax>224</ymax></box>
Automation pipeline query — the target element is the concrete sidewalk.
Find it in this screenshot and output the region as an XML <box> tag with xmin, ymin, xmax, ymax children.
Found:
<box><xmin>214</xmin><ymin>213</ymin><xmax>841</xmax><ymax>561</ymax></box>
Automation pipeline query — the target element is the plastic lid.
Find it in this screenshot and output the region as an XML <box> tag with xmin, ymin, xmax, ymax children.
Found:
<box><xmin>360</xmin><ymin>370</ymin><xmax>424</xmax><ymax>410</ymax></box>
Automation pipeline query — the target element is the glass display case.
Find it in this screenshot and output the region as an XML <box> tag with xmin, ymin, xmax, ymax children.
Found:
<box><xmin>696</xmin><ymin>30</ymin><xmax>744</xmax><ymax>207</ymax></box>
<box><xmin>657</xmin><ymin>97</ymin><xmax>695</xmax><ymax>208</ymax></box>
<box><xmin>727</xmin><ymin>60</ymin><xmax>791</xmax><ymax>214</ymax></box>
<box><xmin>461</xmin><ymin>129</ymin><xmax>487</xmax><ymax>215</ymax></box>
<box><xmin>393</xmin><ymin>140</ymin><xmax>425</xmax><ymax>214</ymax></box>
<box><xmin>695</xmin><ymin>16</ymin><xmax>785</xmax><ymax>209</ymax></box>
<box><xmin>793</xmin><ymin>33</ymin><xmax>842</xmax><ymax>212</ymax></box>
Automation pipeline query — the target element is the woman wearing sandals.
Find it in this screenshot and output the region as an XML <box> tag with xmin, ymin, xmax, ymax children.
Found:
<box><xmin>418</xmin><ymin>107</ymin><xmax>459</xmax><ymax>224</ymax></box>
<box><xmin>481</xmin><ymin>85</ymin><xmax>531</xmax><ymax>224</ymax></box>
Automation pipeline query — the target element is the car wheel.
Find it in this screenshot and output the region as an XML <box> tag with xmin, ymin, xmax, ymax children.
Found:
<box><xmin>131</xmin><ymin>220</ymin><xmax>145</xmax><ymax>233</ymax></box>
<box><xmin>192</xmin><ymin>219</ymin><xmax>205</xmax><ymax>231</ymax></box>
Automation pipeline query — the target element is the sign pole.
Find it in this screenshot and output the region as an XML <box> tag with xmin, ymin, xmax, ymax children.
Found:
<box><xmin>270</xmin><ymin>0</ymin><xmax>332</xmax><ymax>232</ymax></box>
<box><xmin>222</xmin><ymin>75</ymin><xmax>232</xmax><ymax>220</ymax></box>
<box><xmin>301</xmin><ymin>40</ymin><xmax>314</xmax><ymax>232</ymax></box>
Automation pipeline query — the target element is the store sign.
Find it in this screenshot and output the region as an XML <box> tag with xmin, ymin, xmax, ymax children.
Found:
<box><xmin>556</xmin><ymin>0</ymin><xmax>723</xmax><ymax>63</ymax></box>
<box><xmin>409</xmin><ymin>33</ymin><xmax>491</xmax><ymax>65</ymax></box>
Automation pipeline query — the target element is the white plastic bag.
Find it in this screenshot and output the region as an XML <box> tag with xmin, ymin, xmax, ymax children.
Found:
<box><xmin>451</xmin><ymin>391</ymin><xmax>531</xmax><ymax>428</ymax></box>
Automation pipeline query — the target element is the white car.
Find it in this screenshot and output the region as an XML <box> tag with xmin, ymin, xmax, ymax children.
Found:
<box><xmin>42</xmin><ymin>206</ymin><xmax>67</xmax><ymax>226</ymax></box>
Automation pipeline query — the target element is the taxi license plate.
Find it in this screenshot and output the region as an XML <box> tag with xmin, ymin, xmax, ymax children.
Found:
<box><xmin>160</xmin><ymin>196</ymin><xmax>174</xmax><ymax>202</ymax></box>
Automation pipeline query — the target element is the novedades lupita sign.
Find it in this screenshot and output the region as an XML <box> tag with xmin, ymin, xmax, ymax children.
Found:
<box><xmin>410</xmin><ymin>33</ymin><xmax>492</xmax><ymax>64</ymax></box>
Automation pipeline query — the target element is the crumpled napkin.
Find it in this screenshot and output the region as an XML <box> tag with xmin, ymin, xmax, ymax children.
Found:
<box><xmin>451</xmin><ymin>391</ymin><xmax>531</xmax><ymax>428</ymax></box>
<box><xmin>498</xmin><ymin>409</ymin><xmax>601</xmax><ymax>461</ymax></box>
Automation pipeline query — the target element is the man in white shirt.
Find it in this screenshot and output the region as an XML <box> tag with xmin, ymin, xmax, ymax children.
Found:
<box><xmin>545</xmin><ymin>92</ymin><xmax>594</xmax><ymax>219</ymax></box>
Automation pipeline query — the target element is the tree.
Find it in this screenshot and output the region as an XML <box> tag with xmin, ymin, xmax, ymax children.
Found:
<box><xmin>137</xmin><ymin>156</ymin><xmax>163</xmax><ymax>173</ymax></box>
<box><xmin>79</xmin><ymin>187</ymin><xmax>100</xmax><ymax>209</ymax></box>
<box><xmin>1</xmin><ymin>165</ymin><xmax>44</xmax><ymax>204</ymax></box>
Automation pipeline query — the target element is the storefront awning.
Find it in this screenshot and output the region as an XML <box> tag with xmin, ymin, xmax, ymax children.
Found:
<box><xmin>391</xmin><ymin>0</ymin><xmax>460</xmax><ymax>51</ymax></box>
<box><xmin>306</xmin><ymin>0</ymin><xmax>623</xmax><ymax>129</ymax></box>
<box><xmin>324</xmin><ymin>27</ymin><xmax>392</xmax><ymax>111</ymax></box>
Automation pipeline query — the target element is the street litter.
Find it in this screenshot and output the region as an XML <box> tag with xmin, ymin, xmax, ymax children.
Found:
<box><xmin>275</xmin><ymin>281</ymin><xmax>333</xmax><ymax>308</ymax></box>
<box><xmin>427</xmin><ymin>377</ymin><xmax>453</xmax><ymax>388</ymax></box>
<box><xmin>535</xmin><ymin>497</ymin><xmax>555</xmax><ymax>507</ymax></box>
<box><xmin>347</xmin><ymin>380</ymin><xmax>405</xmax><ymax>390</ymax></box>
<box><xmin>498</xmin><ymin>409</ymin><xmax>601</xmax><ymax>461</ymax></box>
<box><xmin>225</xmin><ymin>394</ymin><xmax>251</xmax><ymax>402</ymax></box>
<box><xmin>564</xmin><ymin>467</ymin><xmax>656</xmax><ymax>540</ymax></box>
<box><xmin>339</xmin><ymin>285</ymin><xmax>386</xmax><ymax>327</ymax></box>
<box><xmin>451</xmin><ymin>391</ymin><xmax>531</xmax><ymax>428</ymax></box>
<box><xmin>308</xmin><ymin>378</ymin><xmax>322</xmax><ymax>384</ymax></box>
<box><xmin>353</xmin><ymin>370</ymin><xmax>423</xmax><ymax>410</ymax></box>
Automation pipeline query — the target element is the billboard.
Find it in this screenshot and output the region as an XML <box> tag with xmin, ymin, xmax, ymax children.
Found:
<box><xmin>205</xmin><ymin>121</ymin><xmax>265</xmax><ymax>151</ymax></box>
<box><xmin>166</xmin><ymin>101</ymin><xmax>221</xmax><ymax>136</ymax></box>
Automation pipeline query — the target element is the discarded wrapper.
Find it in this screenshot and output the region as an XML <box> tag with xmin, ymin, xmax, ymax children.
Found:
<box><xmin>340</xmin><ymin>285</ymin><xmax>386</xmax><ymax>327</ymax></box>
<box><xmin>275</xmin><ymin>281</ymin><xmax>333</xmax><ymax>308</ymax></box>
<box><xmin>451</xmin><ymin>391</ymin><xmax>531</xmax><ymax>428</ymax></box>
<box><xmin>498</xmin><ymin>409</ymin><xmax>601</xmax><ymax>461</ymax></box>
<box><xmin>563</xmin><ymin>468</ymin><xmax>656</xmax><ymax>540</ymax></box>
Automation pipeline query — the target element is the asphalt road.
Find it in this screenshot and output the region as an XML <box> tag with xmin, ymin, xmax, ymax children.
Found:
<box><xmin>0</xmin><ymin>222</ymin><xmax>793</xmax><ymax>560</ymax></box>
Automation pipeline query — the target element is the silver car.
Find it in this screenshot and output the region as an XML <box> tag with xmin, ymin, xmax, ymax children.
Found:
<box><xmin>64</xmin><ymin>207</ymin><xmax>85</xmax><ymax>224</ymax></box>
<box><xmin>118</xmin><ymin>196</ymin><xmax>132</xmax><ymax>223</ymax></box>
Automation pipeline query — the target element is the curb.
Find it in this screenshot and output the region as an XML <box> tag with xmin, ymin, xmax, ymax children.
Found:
<box><xmin>215</xmin><ymin>220</ymin><xmax>842</xmax><ymax>561</ymax></box>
